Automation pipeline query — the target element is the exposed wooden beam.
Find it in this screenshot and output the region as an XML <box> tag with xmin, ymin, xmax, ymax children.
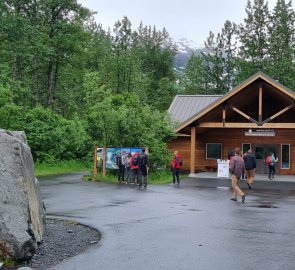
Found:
<box><xmin>222</xmin><ymin>104</ymin><xmax>226</xmax><ymax>127</ymax></box>
<box><xmin>262</xmin><ymin>103</ymin><xmax>295</xmax><ymax>124</ymax></box>
<box><xmin>262</xmin><ymin>123</ymin><xmax>295</xmax><ymax>128</ymax></box>
<box><xmin>198</xmin><ymin>122</ymin><xmax>257</xmax><ymax>128</ymax></box>
<box><xmin>259</xmin><ymin>83</ymin><xmax>262</xmax><ymax>122</ymax></box>
<box><xmin>190</xmin><ymin>127</ymin><xmax>196</xmax><ymax>175</ymax></box>
<box><xmin>198</xmin><ymin>122</ymin><xmax>295</xmax><ymax>128</ymax></box>
<box><xmin>227</xmin><ymin>104</ymin><xmax>259</xmax><ymax>124</ymax></box>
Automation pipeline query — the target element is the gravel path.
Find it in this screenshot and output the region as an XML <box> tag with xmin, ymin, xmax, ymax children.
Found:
<box><xmin>5</xmin><ymin>218</ymin><xmax>101</xmax><ymax>270</ymax></box>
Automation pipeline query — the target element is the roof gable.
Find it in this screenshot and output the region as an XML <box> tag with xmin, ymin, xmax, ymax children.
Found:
<box><xmin>176</xmin><ymin>72</ymin><xmax>295</xmax><ymax>133</ymax></box>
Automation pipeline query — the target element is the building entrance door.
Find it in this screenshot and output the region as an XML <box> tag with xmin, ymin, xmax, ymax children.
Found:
<box><xmin>254</xmin><ymin>144</ymin><xmax>278</xmax><ymax>174</ymax></box>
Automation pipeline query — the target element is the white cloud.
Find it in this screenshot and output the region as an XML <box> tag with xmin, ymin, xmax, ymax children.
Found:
<box><xmin>78</xmin><ymin>0</ymin><xmax>291</xmax><ymax>48</ymax></box>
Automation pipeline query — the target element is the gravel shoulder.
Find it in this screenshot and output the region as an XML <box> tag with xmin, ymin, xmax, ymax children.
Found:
<box><xmin>5</xmin><ymin>218</ymin><xmax>101</xmax><ymax>270</ymax></box>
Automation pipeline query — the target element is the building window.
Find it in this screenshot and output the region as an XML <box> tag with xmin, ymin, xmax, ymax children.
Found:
<box><xmin>206</xmin><ymin>143</ymin><xmax>222</xmax><ymax>159</ymax></box>
<box><xmin>281</xmin><ymin>144</ymin><xmax>290</xmax><ymax>169</ymax></box>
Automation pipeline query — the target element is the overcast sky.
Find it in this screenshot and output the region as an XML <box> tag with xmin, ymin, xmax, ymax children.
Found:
<box><xmin>78</xmin><ymin>0</ymin><xmax>286</xmax><ymax>47</ymax></box>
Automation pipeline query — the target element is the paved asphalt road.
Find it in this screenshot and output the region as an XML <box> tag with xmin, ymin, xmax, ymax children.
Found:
<box><xmin>40</xmin><ymin>173</ymin><xmax>295</xmax><ymax>270</ymax></box>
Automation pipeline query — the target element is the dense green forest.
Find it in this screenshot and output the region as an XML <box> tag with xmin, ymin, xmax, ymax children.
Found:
<box><xmin>0</xmin><ymin>0</ymin><xmax>294</xmax><ymax>169</ymax></box>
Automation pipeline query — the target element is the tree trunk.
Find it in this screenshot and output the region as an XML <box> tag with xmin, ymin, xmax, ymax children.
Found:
<box><xmin>47</xmin><ymin>60</ymin><xmax>55</xmax><ymax>108</ymax></box>
<box><xmin>33</xmin><ymin>55</ymin><xmax>40</xmax><ymax>106</ymax></box>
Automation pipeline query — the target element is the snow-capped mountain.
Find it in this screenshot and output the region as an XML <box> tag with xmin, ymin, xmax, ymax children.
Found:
<box><xmin>174</xmin><ymin>38</ymin><xmax>204</xmax><ymax>71</ymax></box>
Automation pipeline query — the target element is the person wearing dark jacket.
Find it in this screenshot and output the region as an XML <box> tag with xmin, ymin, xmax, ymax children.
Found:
<box><xmin>243</xmin><ymin>149</ymin><xmax>256</xmax><ymax>189</ymax></box>
<box><xmin>138</xmin><ymin>148</ymin><xmax>148</xmax><ymax>188</ymax></box>
<box><xmin>116</xmin><ymin>152</ymin><xmax>126</xmax><ymax>184</ymax></box>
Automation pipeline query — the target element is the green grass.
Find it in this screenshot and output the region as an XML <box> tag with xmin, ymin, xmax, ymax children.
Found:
<box><xmin>35</xmin><ymin>160</ymin><xmax>92</xmax><ymax>177</ymax></box>
<box><xmin>35</xmin><ymin>162</ymin><xmax>188</xmax><ymax>185</ymax></box>
<box><xmin>93</xmin><ymin>169</ymin><xmax>188</xmax><ymax>184</ymax></box>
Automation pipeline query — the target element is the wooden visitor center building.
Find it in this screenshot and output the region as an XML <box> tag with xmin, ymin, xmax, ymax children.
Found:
<box><xmin>168</xmin><ymin>72</ymin><xmax>295</xmax><ymax>176</ymax></box>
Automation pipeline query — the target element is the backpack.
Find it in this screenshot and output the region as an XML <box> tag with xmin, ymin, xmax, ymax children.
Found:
<box><xmin>116</xmin><ymin>155</ymin><xmax>122</xmax><ymax>166</ymax></box>
<box><xmin>133</xmin><ymin>155</ymin><xmax>139</xmax><ymax>166</ymax></box>
<box><xmin>138</xmin><ymin>153</ymin><xmax>147</xmax><ymax>166</ymax></box>
<box><xmin>266</xmin><ymin>156</ymin><xmax>271</xmax><ymax>165</ymax></box>
<box><xmin>176</xmin><ymin>156</ymin><xmax>183</xmax><ymax>166</ymax></box>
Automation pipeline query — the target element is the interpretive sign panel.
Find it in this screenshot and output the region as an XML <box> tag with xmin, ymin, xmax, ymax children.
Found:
<box><xmin>217</xmin><ymin>159</ymin><xmax>229</xmax><ymax>178</ymax></box>
<box><xmin>97</xmin><ymin>147</ymin><xmax>143</xmax><ymax>169</ymax></box>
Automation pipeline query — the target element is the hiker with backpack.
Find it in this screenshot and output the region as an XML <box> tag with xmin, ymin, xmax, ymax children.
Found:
<box><xmin>116</xmin><ymin>151</ymin><xmax>126</xmax><ymax>184</ymax></box>
<box><xmin>124</xmin><ymin>153</ymin><xmax>132</xmax><ymax>184</ymax></box>
<box><xmin>171</xmin><ymin>151</ymin><xmax>183</xmax><ymax>185</ymax></box>
<box><xmin>131</xmin><ymin>151</ymin><xmax>140</xmax><ymax>184</ymax></box>
<box><xmin>138</xmin><ymin>148</ymin><xmax>149</xmax><ymax>188</ymax></box>
<box><xmin>266</xmin><ymin>152</ymin><xmax>278</xmax><ymax>180</ymax></box>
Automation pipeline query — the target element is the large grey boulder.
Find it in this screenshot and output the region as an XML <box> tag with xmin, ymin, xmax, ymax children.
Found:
<box><xmin>0</xmin><ymin>129</ymin><xmax>46</xmax><ymax>260</ymax></box>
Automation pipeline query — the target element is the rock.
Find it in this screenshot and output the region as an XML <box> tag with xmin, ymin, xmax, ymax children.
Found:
<box><xmin>89</xmin><ymin>240</ymin><xmax>98</xmax><ymax>245</ymax></box>
<box><xmin>0</xmin><ymin>129</ymin><xmax>46</xmax><ymax>260</ymax></box>
<box><xmin>17</xmin><ymin>267</ymin><xmax>33</xmax><ymax>270</ymax></box>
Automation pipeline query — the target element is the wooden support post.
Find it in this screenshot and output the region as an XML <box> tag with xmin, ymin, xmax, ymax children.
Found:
<box><xmin>93</xmin><ymin>145</ymin><xmax>98</xmax><ymax>179</ymax></box>
<box><xmin>190</xmin><ymin>126</ymin><xmax>196</xmax><ymax>176</ymax></box>
<box><xmin>222</xmin><ymin>104</ymin><xmax>226</xmax><ymax>127</ymax></box>
<box><xmin>102</xmin><ymin>146</ymin><xmax>106</xmax><ymax>177</ymax></box>
<box><xmin>259</xmin><ymin>83</ymin><xmax>263</xmax><ymax>123</ymax></box>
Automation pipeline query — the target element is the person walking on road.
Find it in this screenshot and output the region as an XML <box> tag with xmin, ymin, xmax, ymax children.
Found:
<box><xmin>243</xmin><ymin>148</ymin><xmax>256</xmax><ymax>189</ymax></box>
<box><xmin>229</xmin><ymin>148</ymin><xmax>246</xmax><ymax>203</ymax></box>
<box><xmin>138</xmin><ymin>148</ymin><xmax>148</xmax><ymax>188</ymax></box>
<box><xmin>266</xmin><ymin>152</ymin><xmax>278</xmax><ymax>180</ymax></box>
<box><xmin>171</xmin><ymin>151</ymin><xmax>182</xmax><ymax>185</ymax></box>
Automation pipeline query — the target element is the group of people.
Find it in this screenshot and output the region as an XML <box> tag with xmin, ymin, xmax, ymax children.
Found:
<box><xmin>116</xmin><ymin>148</ymin><xmax>148</xmax><ymax>188</ymax></box>
<box><xmin>115</xmin><ymin>146</ymin><xmax>278</xmax><ymax>197</ymax></box>
<box><xmin>229</xmin><ymin>148</ymin><xmax>256</xmax><ymax>203</ymax></box>
<box><xmin>116</xmin><ymin>149</ymin><xmax>184</xmax><ymax>188</ymax></box>
<box><xmin>229</xmin><ymin>147</ymin><xmax>278</xmax><ymax>203</ymax></box>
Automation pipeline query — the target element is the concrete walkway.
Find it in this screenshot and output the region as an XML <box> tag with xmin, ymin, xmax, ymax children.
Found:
<box><xmin>42</xmin><ymin>172</ymin><xmax>295</xmax><ymax>270</ymax></box>
<box><xmin>193</xmin><ymin>172</ymin><xmax>295</xmax><ymax>182</ymax></box>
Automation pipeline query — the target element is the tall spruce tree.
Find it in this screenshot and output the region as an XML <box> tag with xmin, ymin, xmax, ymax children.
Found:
<box><xmin>237</xmin><ymin>0</ymin><xmax>270</xmax><ymax>81</ymax></box>
<box><xmin>183</xmin><ymin>20</ymin><xmax>238</xmax><ymax>94</ymax></box>
<box><xmin>135</xmin><ymin>24</ymin><xmax>177</xmax><ymax>110</ymax></box>
<box><xmin>112</xmin><ymin>16</ymin><xmax>137</xmax><ymax>94</ymax></box>
<box><xmin>268</xmin><ymin>0</ymin><xmax>295</xmax><ymax>89</ymax></box>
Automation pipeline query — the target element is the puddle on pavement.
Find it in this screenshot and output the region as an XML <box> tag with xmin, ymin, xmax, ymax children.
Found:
<box><xmin>251</xmin><ymin>204</ymin><xmax>278</xmax><ymax>208</ymax></box>
<box><xmin>106</xmin><ymin>200</ymin><xmax>133</xmax><ymax>206</ymax></box>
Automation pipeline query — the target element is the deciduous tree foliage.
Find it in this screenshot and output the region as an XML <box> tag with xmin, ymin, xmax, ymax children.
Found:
<box><xmin>0</xmin><ymin>1</ymin><xmax>177</xmax><ymax>167</ymax></box>
<box><xmin>86</xmin><ymin>93</ymin><xmax>176</xmax><ymax>168</ymax></box>
<box><xmin>1</xmin><ymin>0</ymin><xmax>295</xmax><ymax>168</ymax></box>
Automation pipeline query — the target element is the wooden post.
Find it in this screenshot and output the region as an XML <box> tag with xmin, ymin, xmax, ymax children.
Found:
<box><xmin>259</xmin><ymin>82</ymin><xmax>263</xmax><ymax>124</ymax></box>
<box><xmin>102</xmin><ymin>146</ymin><xmax>106</xmax><ymax>177</ymax></box>
<box><xmin>190</xmin><ymin>126</ymin><xmax>196</xmax><ymax>176</ymax></box>
<box><xmin>222</xmin><ymin>104</ymin><xmax>226</xmax><ymax>127</ymax></box>
<box><xmin>93</xmin><ymin>145</ymin><xmax>98</xmax><ymax>179</ymax></box>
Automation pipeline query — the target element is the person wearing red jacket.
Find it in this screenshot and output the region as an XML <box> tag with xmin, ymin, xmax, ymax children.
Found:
<box><xmin>130</xmin><ymin>151</ymin><xmax>140</xmax><ymax>184</ymax></box>
<box><xmin>171</xmin><ymin>151</ymin><xmax>182</xmax><ymax>185</ymax></box>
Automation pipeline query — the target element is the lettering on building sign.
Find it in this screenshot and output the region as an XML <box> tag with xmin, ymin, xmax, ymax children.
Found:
<box><xmin>245</xmin><ymin>129</ymin><xmax>275</xmax><ymax>137</ymax></box>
